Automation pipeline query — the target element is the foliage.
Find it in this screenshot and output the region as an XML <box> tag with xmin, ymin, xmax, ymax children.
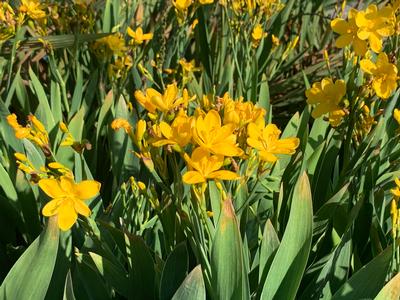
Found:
<box><xmin>0</xmin><ymin>0</ymin><xmax>400</xmax><ymax>299</ymax></box>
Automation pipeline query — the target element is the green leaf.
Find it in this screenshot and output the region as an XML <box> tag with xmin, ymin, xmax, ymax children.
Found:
<box><xmin>129</xmin><ymin>235</ymin><xmax>156</xmax><ymax>300</ymax></box>
<box><xmin>63</xmin><ymin>270</ymin><xmax>76</xmax><ymax>300</ymax></box>
<box><xmin>0</xmin><ymin>163</ymin><xmax>18</xmax><ymax>203</ymax></box>
<box><xmin>259</xmin><ymin>219</ymin><xmax>280</xmax><ymax>282</ymax></box>
<box><xmin>0</xmin><ymin>216</ymin><xmax>59</xmax><ymax>300</ymax></box>
<box><xmin>86</xmin><ymin>252</ymin><xmax>129</xmax><ymax>298</ymax></box>
<box><xmin>29</xmin><ymin>67</ymin><xmax>55</xmax><ymax>131</ymax></box>
<box><xmin>172</xmin><ymin>265</ymin><xmax>206</xmax><ymax>300</ymax></box>
<box><xmin>332</xmin><ymin>244</ymin><xmax>394</xmax><ymax>299</ymax></box>
<box><xmin>261</xmin><ymin>172</ymin><xmax>313</xmax><ymax>300</ymax></box>
<box><xmin>160</xmin><ymin>242</ymin><xmax>188</xmax><ymax>300</ymax></box>
<box><xmin>211</xmin><ymin>197</ymin><xmax>246</xmax><ymax>300</ymax></box>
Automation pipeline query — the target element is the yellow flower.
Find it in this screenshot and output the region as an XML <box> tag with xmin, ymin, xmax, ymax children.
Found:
<box><xmin>305</xmin><ymin>78</ymin><xmax>346</xmax><ymax>124</ymax></box>
<box><xmin>111</xmin><ymin>118</ymin><xmax>133</xmax><ymax>134</ymax></box>
<box><xmin>134</xmin><ymin>84</ymin><xmax>191</xmax><ymax>113</ymax></box>
<box><xmin>173</xmin><ymin>0</ymin><xmax>192</xmax><ymax>12</ymax></box>
<box><xmin>356</xmin><ymin>4</ymin><xmax>395</xmax><ymax>53</ymax></box>
<box><xmin>199</xmin><ymin>0</ymin><xmax>214</xmax><ymax>4</ymax></box>
<box><xmin>92</xmin><ymin>34</ymin><xmax>126</xmax><ymax>59</ymax></box>
<box><xmin>391</xmin><ymin>177</ymin><xmax>400</xmax><ymax>197</ymax></box>
<box><xmin>331</xmin><ymin>8</ymin><xmax>368</xmax><ymax>56</ymax></box>
<box><xmin>329</xmin><ymin>109</ymin><xmax>346</xmax><ymax>127</ymax></box>
<box><xmin>192</xmin><ymin>109</ymin><xmax>243</xmax><ymax>156</ymax></box>
<box><xmin>251</xmin><ymin>24</ymin><xmax>264</xmax><ymax>47</ymax></box>
<box><xmin>39</xmin><ymin>176</ymin><xmax>101</xmax><ymax>231</ymax></box>
<box><xmin>222</xmin><ymin>93</ymin><xmax>266</xmax><ymax>129</ymax></box>
<box><xmin>127</xmin><ymin>27</ymin><xmax>153</xmax><ymax>44</ymax></box>
<box><xmin>179</xmin><ymin>58</ymin><xmax>199</xmax><ymax>74</ymax></box>
<box><xmin>247</xmin><ymin>121</ymin><xmax>299</xmax><ymax>162</ymax></box>
<box><xmin>152</xmin><ymin>111</ymin><xmax>193</xmax><ymax>149</ymax></box>
<box><xmin>360</xmin><ymin>52</ymin><xmax>398</xmax><ymax>99</ymax></box>
<box><xmin>394</xmin><ymin>108</ymin><xmax>400</xmax><ymax>125</ymax></box>
<box><xmin>7</xmin><ymin>114</ymin><xmax>49</xmax><ymax>148</ymax></box>
<box><xmin>182</xmin><ymin>147</ymin><xmax>239</xmax><ymax>184</ymax></box>
<box><xmin>19</xmin><ymin>0</ymin><xmax>46</xmax><ymax>20</ymax></box>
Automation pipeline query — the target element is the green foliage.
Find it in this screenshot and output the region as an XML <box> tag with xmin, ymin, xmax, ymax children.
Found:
<box><xmin>0</xmin><ymin>0</ymin><xmax>399</xmax><ymax>299</ymax></box>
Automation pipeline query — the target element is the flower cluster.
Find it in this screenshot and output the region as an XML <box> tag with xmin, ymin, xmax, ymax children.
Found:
<box><xmin>331</xmin><ymin>4</ymin><xmax>395</xmax><ymax>55</ymax></box>
<box><xmin>112</xmin><ymin>84</ymin><xmax>300</xmax><ymax>191</ymax></box>
<box><xmin>306</xmin><ymin>3</ymin><xmax>399</xmax><ymax>128</ymax></box>
<box><xmin>7</xmin><ymin>114</ymin><xmax>50</xmax><ymax>155</ymax></box>
<box><xmin>7</xmin><ymin>113</ymin><xmax>101</xmax><ymax>231</ymax></box>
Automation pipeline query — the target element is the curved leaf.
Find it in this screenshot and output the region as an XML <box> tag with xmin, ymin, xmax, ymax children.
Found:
<box><xmin>0</xmin><ymin>216</ymin><xmax>59</xmax><ymax>300</ymax></box>
<box><xmin>261</xmin><ymin>172</ymin><xmax>313</xmax><ymax>300</ymax></box>
<box><xmin>172</xmin><ymin>265</ymin><xmax>206</xmax><ymax>300</ymax></box>
<box><xmin>211</xmin><ymin>197</ymin><xmax>247</xmax><ymax>299</ymax></box>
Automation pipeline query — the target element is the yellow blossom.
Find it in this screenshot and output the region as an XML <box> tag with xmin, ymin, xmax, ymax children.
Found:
<box><xmin>391</xmin><ymin>177</ymin><xmax>400</xmax><ymax>197</ymax></box>
<box><xmin>134</xmin><ymin>84</ymin><xmax>191</xmax><ymax>113</ymax></box>
<box><xmin>92</xmin><ymin>34</ymin><xmax>126</xmax><ymax>58</ymax></box>
<box><xmin>19</xmin><ymin>0</ymin><xmax>46</xmax><ymax>20</ymax></box>
<box><xmin>39</xmin><ymin>176</ymin><xmax>101</xmax><ymax>231</ymax></box>
<box><xmin>182</xmin><ymin>147</ymin><xmax>239</xmax><ymax>184</ymax></box>
<box><xmin>199</xmin><ymin>0</ymin><xmax>213</xmax><ymax>4</ymax></box>
<box><xmin>222</xmin><ymin>93</ymin><xmax>266</xmax><ymax>129</ymax></box>
<box><xmin>247</xmin><ymin>121</ymin><xmax>299</xmax><ymax>162</ymax></box>
<box><xmin>251</xmin><ymin>24</ymin><xmax>264</xmax><ymax>47</ymax></box>
<box><xmin>356</xmin><ymin>4</ymin><xmax>395</xmax><ymax>53</ymax></box>
<box><xmin>127</xmin><ymin>27</ymin><xmax>153</xmax><ymax>44</ymax></box>
<box><xmin>7</xmin><ymin>114</ymin><xmax>49</xmax><ymax>148</ymax></box>
<box><xmin>152</xmin><ymin>111</ymin><xmax>193</xmax><ymax>149</ymax></box>
<box><xmin>305</xmin><ymin>78</ymin><xmax>347</xmax><ymax>125</ymax></box>
<box><xmin>360</xmin><ymin>52</ymin><xmax>398</xmax><ymax>99</ymax></box>
<box><xmin>331</xmin><ymin>8</ymin><xmax>368</xmax><ymax>56</ymax></box>
<box><xmin>111</xmin><ymin>118</ymin><xmax>132</xmax><ymax>134</ymax></box>
<box><xmin>192</xmin><ymin>109</ymin><xmax>243</xmax><ymax>156</ymax></box>
<box><xmin>173</xmin><ymin>0</ymin><xmax>192</xmax><ymax>12</ymax></box>
<box><xmin>394</xmin><ymin>108</ymin><xmax>400</xmax><ymax>125</ymax></box>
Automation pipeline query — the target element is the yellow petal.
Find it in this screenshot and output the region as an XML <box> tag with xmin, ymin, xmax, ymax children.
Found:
<box><xmin>42</xmin><ymin>198</ymin><xmax>62</xmax><ymax>216</ymax></box>
<box><xmin>204</xmin><ymin>110</ymin><xmax>221</xmax><ymax>129</ymax></box>
<box><xmin>360</xmin><ymin>59</ymin><xmax>376</xmax><ymax>74</ymax></box>
<box><xmin>259</xmin><ymin>151</ymin><xmax>278</xmax><ymax>162</ymax></box>
<box><xmin>335</xmin><ymin>34</ymin><xmax>353</xmax><ymax>48</ymax></box>
<box><xmin>353</xmin><ymin>38</ymin><xmax>368</xmax><ymax>56</ymax></box>
<box><xmin>211</xmin><ymin>142</ymin><xmax>243</xmax><ymax>157</ymax></box>
<box><xmin>395</xmin><ymin>177</ymin><xmax>400</xmax><ymax>188</ymax></box>
<box><xmin>127</xmin><ymin>27</ymin><xmax>136</xmax><ymax>38</ymax></box>
<box><xmin>247</xmin><ymin>137</ymin><xmax>264</xmax><ymax>151</ymax></box>
<box><xmin>57</xmin><ymin>202</ymin><xmax>78</xmax><ymax>231</ymax></box>
<box><xmin>60</xmin><ymin>176</ymin><xmax>75</xmax><ymax>193</ymax></box>
<box><xmin>39</xmin><ymin>178</ymin><xmax>66</xmax><ymax>198</ymax></box>
<box><xmin>330</xmin><ymin>18</ymin><xmax>348</xmax><ymax>35</ymax></box>
<box><xmin>368</xmin><ymin>33</ymin><xmax>382</xmax><ymax>53</ymax></box>
<box><xmin>74</xmin><ymin>180</ymin><xmax>101</xmax><ymax>200</ymax></box>
<box><xmin>74</xmin><ymin>198</ymin><xmax>91</xmax><ymax>217</ymax></box>
<box><xmin>159</xmin><ymin>121</ymin><xmax>173</xmax><ymax>139</ymax></box>
<box><xmin>182</xmin><ymin>171</ymin><xmax>205</xmax><ymax>184</ymax></box>
<box><xmin>208</xmin><ymin>170</ymin><xmax>239</xmax><ymax>180</ymax></box>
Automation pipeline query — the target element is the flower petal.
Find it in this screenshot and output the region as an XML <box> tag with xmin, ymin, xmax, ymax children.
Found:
<box><xmin>208</xmin><ymin>170</ymin><xmax>239</xmax><ymax>180</ymax></box>
<box><xmin>330</xmin><ymin>19</ymin><xmax>348</xmax><ymax>35</ymax></box>
<box><xmin>335</xmin><ymin>34</ymin><xmax>353</xmax><ymax>48</ymax></box>
<box><xmin>259</xmin><ymin>151</ymin><xmax>278</xmax><ymax>162</ymax></box>
<box><xmin>360</xmin><ymin>59</ymin><xmax>376</xmax><ymax>74</ymax></box>
<box><xmin>42</xmin><ymin>198</ymin><xmax>62</xmax><ymax>216</ymax></box>
<box><xmin>38</xmin><ymin>178</ymin><xmax>66</xmax><ymax>198</ymax></box>
<box><xmin>57</xmin><ymin>202</ymin><xmax>78</xmax><ymax>231</ymax></box>
<box><xmin>74</xmin><ymin>180</ymin><xmax>101</xmax><ymax>200</ymax></box>
<box><xmin>182</xmin><ymin>171</ymin><xmax>205</xmax><ymax>184</ymax></box>
<box><xmin>74</xmin><ymin>199</ymin><xmax>91</xmax><ymax>217</ymax></box>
